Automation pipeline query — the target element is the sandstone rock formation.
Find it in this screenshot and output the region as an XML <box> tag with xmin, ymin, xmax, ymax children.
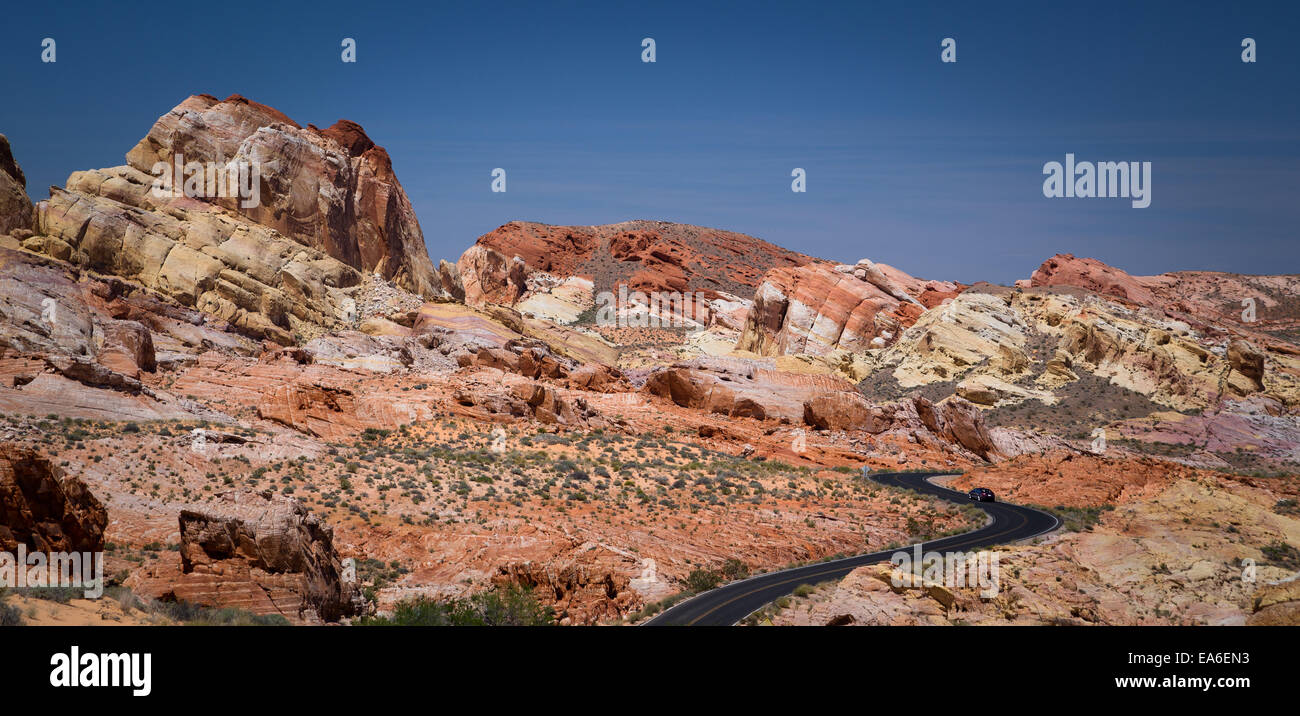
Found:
<box><xmin>1247</xmin><ymin>575</ymin><xmax>1300</xmax><ymax>625</ymax></box>
<box><xmin>0</xmin><ymin>444</ymin><xmax>107</xmax><ymax>553</ymax></box>
<box><xmin>1028</xmin><ymin>253</ymin><xmax>1158</xmax><ymax>305</ymax></box>
<box><xmin>455</xmin><ymin>338</ymin><xmax>625</xmax><ymax>392</ymax></box>
<box><xmin>0</xmin><ymin>134</ymin><xmax>32</xmax><ymax>236</ymax></box>
<box><xmin>642</xmin><ymin>356</ymin><xmax>861</xmax><ymax>423</ymax></box>
<box><xmin>865</xmin><ymin>284</ymin><xmax>1300</xmax><ymax>413</ymax></box>
<box><xmin>462</xmin><ymin>219</ymin><xmax>814</xmax><ymax>300</ymax></box>
<box><xmin>1030</xmin><ymin>252</ymin><xmax>1300</xmax><ymax>334</ymax></box>
<box><xmin>457</xmin><ymin>220</ymin><xmax>816</xmax><ymax>330</ymax></box>
<box><xmin>162</xmin><ymin>490</ymin><xmax>362</xmax><ymax>623</ymax></box>
<box><xmin>125</xmin><ymin>95</ymin><xmax>442</xmax><ymax>298</ymax></box>
<box><xmin>17</xmin><ymin>95</ymin><xmax>447</xmax><ymax>345</ymax></box>
<box><xmin>452</xmin><ymin>379</ymin><xmax>604</xmax><ymax>427</ymax></box>
<box><xmin>737</xmin><ymin>259</ymin><xmax>959</xmax><ymax>356</ymax></box>
<box><xmin>494</xmin><ymin>554</ymin><xmax>637</xmax><ymax>625</ymax></box>
<box><xmin>912</xmin><ymin>395</ymin><xmax>999</xmax><ymax>460</ymax></box>
<box><xmin>802</xmin><ymin>391</ymin><xmax>878</xmax><ymax>431</ymax></box>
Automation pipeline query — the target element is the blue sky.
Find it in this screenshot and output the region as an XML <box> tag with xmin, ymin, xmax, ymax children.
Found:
<box><xmin>1</xmin><ymin>0</ymin><xmax>1296</xmax><ymax>284</ymax></box>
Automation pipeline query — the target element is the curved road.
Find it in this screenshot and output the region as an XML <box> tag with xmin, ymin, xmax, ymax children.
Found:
<box><xmin>646</xmin><ymin>470</ymin><xmax>1060</xmax><ymax>626</ymax></box>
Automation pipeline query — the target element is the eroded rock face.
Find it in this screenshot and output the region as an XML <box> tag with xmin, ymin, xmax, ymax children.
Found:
<box><xmin>172</xmin><ymin>490</ymin><xmax>362</xmax><ymax>623</ymax></box>
<box><xmin>494</xmin><ymin>557</ymin><xmax>634</xmax><ymax>625</ymax></box>
<box><xmin>462</xmin><ymin>219</ymin><xmax>814</xmax><ymax>300</ymax></box>
<box><xmin>868</xmin><ymin>285</ymin><xmax>1300</xmax><ymax>413</ymax></box>
<box><xmin>0</xmin><ymin>134</ymin><xmax>33</xmax><ymax>236</ymax></box>
<box><xmin>1227</xmin><ymin>339</ymin><xmax>1265</xmax><ymax>392</ymax></box>
<box><xmin>1248</xmin><ymin>576</ymin><xmax>1300</xmax><ymax>625</ymax></box>
<box><xmin>457</xmin><ymin>220</ymin><xmax>816</xmax><ymax>329</ymax></box>
<box><xmin>454</xmin><ymin>338</ymin><xmax>626</xmax><ymax>392</ymax></box>
<box><xmin>126</xmin><ymin>95</ymin><xmax>442</xmax><ymax>299</ymax></box>
<box><xmin>0</xmin><ymin>444</ymin><xmax>107</xmax><ymax>553</ymax></box>
<box><xmin>912</xmin><ymin>395</ymin><xmax>999</xmax><ymax>460</ymax></box>
<box><xmin>254</xmin><ymin>377</ymin><xmax>438</xmax><ymax>440</ymax></box>
<box><xmin>1030</xmin><ymin>252</ymin><xmax>1300</xmax><ymax>334</ymax></box>
<box><xmin>21</xmin><ymin>95</ymin><xmax>446</xmax><ymax>345</ymax></box>
<box><xmin>452</xmin><ymin>380</ymin><xmax>603</xmax><ymax>427</ymax></box>
<box><xmin>1029</xmin><ymin>253</ymin><xmax>1158</xmax><ymax>305</ymax></box>
<box><xmin>642</xmin><ymin>356</ymin><xmax>861</xmax><ymax>423</ymax></box>
<box><xmin>803</xmin><ymin>391</ymin><xmax>879</xmax><ymax>432</ymax></box>
<box><xmin>737</xmin><ymin>260</ymin><xmax>959</xmax><ymax>357</ymax></box>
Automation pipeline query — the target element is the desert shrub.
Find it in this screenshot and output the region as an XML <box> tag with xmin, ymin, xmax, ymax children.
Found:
<box><xmin>1261</xmin><ymin>542</ymin><xmax>1300</xmax><ymax>571</ymax></box>
<box><xmin>154</xmin><ymin>600</ymin><xmax>290</xmax><ymax>626</ymax></box>
<box><xmin>720</xmin><ymin>558</ymin><xmax>749</xmax><ymax>581</ymax></box>
<box><xmin>684</xmin><ymin>568</ymin><xmax>722</xmax><ymax>593</ymax></box>
<box><xmin>357</xmin><ymin>585</ymin><xmax>554</xmax><ymax>626</ymax></box>
<box><xmin>0</xmin><ymin>589</ymin><xmax>23</xmax><ymax>626</ymax></box>
<box><xmin>14</xmin><ymin>586</ymin><xmax>82</xmax><ymax>604</ymax></box>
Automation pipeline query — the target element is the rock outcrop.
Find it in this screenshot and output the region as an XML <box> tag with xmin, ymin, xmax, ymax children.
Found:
<box><xmin>494</xmin><ymin>555</ymin><xmax>636</xmax><ymax>625</ymax></box>
<box><xmin>912</xmin><ymin>395</ymin><xmax>999</xmax><ymax>460</ymax></box>
<box><xmin>452</xmin><ymin>380</ymin><xmax>604</xmax><ymax>427</ymax></box>
<box><xmin>1028</xmin><ymin>253</ymin><xmax>1158</xmax><ymax>305</ymax></box>
<box><xmin>0</xmin><ymin>444</ymin><xmax>107</xmax><ymax>553</ymax></box>
<box><xmin>1029</xmin><ymin>253</ymin><xmax>1300</xmax><ymax>333</ymax></box>
<box><xmin>463</xmin><ymin>220</ymin><xmax>814</xmax><ymax>300</ymax></box>
<box><xmin>457</xmin><ymin>220</ymin><xmax>816</xmax><ymax>327</ymax></box>
<box><xmin>737</xmin><ymin>259</ymin><xmax>960</xmax><ymax>357</ymax></box>
<box><xmin>167</xmin><ymin>490</ymin><xmax>362</xmax><ymax>623</ymax></box>
<box><xmin>866</xmin><ymin>285</ymin><xmax>1300</xmax><ymax>412</ymax></box>
<box><xmin>20</xmin><ymin>95</ymin><xmax>447</xmax><ymax>345</ymax></box>
<box><xmin>1247</xmin><ymin>575</ymin><xmax>1300</xmax><ymax>625</ymax></box>
<box><xmin>642</xmin><ymin>356</ymin><xmax>861</xmax><ymax>423</ymax></box>
<box><xmin>0</xmin><ymin>134</ymin><xmax>32</xmax><ymax>236</ymax></box>
<box><xmin>455</xmin><ymin>338</ymin><xmax>626</xmax><ymax>392</ymax></box>
<box><xmin>803</xmin><ymin>391</ymin><xmax>883</xmax><ymax>432</ymax></box>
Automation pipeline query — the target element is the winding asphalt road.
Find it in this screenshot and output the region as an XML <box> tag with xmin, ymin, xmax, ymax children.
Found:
<box><xmin>645</xmin><ymin>470</ymin><xmax>1060</xmax><ymax>626</ymax></box>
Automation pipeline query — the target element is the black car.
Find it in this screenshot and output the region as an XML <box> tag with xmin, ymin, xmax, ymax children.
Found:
<box><xmin>968</xmin><ymin>487</ymin><xmax>996</xmax><ymax>502</ymax></box>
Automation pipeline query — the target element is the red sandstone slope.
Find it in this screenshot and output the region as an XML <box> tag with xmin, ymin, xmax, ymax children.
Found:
<box><xmin>1028</xmin><ymin>253</ymin><xmax>1300</xmax><ymax>338</ymax></box>
<box><xmin>459</xmin><ymin>219</ymin><xmax>820</xmax><ymax>306</ymax></box>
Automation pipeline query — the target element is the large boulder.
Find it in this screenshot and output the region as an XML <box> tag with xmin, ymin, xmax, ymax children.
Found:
<box><xmin>912</xmin><ymin>395</ymin><xmax>1000</xmax><ymax>460</ymax></box>
<box><xmin>96</xmin><ymin>319</ymin><xmax>157</xmax><ymax>377</ymax></box>
<box><xmin>803</xmin><ymin>391</ymin><xmax>874</xmax><ymax>431</ymax></box>
<box><xmin>1247</xmin><ymin>575</ymin><xmax>1300</xmax><ymax>626</ymax></box>
<box><xmin>172</xmin><ymin>490</ymin><xmax>363</xmax><ymax>623</ymax></box>
<box><xmin>1227</xmin><ymin>339</ymin><xmax>1265</xmax><ymax>392</ymax></box>
<box><xmin>0</xmin><ymin>444</ymin><xmax>107</xmax><ymax>553</ymax></box>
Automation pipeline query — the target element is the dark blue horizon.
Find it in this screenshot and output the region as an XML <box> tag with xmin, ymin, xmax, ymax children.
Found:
<box><xmin>1</xmin><ymin>0</ymin><xmax>1296</xmax><ymax>284</ymax></box>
